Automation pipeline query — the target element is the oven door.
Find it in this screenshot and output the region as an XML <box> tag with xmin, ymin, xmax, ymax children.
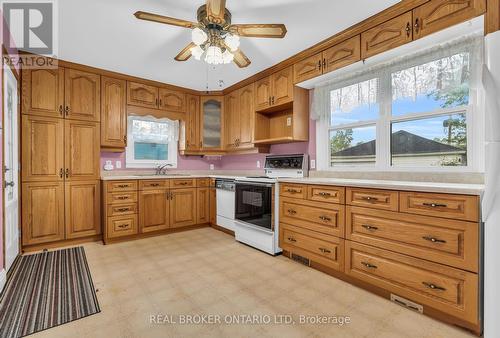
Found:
<box><xmin>235</xmin><ymin>182</ymin><xmax>273</xmax><ymax>231</ymax></box>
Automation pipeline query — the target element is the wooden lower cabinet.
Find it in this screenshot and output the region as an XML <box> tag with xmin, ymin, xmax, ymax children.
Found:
<box><xmin>170</xmin><ymin>188</ymin><xmax>197</xmax><ymax>228</ymax></box>
<box><xmin>209</xmin><ymin>187</ymin><xmax>216</xmax><ymax>225</ymax></box>
<box><xmin>197</xmin><ymin>188</ymin><xmax>210</xmax><ymax>224</ymax></box>
<box><xmin>139</xmin><ymin>189</ymin><xmax>169</xmax><ymax>233</ymax></box>
<box><xmin>65</xmin><ymin>180</ymin><xmax>101</xmax><ymax>239</ymax></box>
<box><xmin>22</xmin><ymin>182</ymin><xmax>65</xmax><ymax>246</ymax></box>
<box><xmin>107</xmin><ymin>215</ymin><xmax>138</xmax><ymax>239</ymax></box>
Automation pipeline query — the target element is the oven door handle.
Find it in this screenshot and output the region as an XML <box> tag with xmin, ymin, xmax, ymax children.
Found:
<box><xmin>235</xmin><ymin>181</ymin><xmax>273</xmax><ymax>188</ymax></box>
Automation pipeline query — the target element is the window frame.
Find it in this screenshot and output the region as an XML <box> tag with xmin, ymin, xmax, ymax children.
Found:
<box><xmin>125</xmin><ymin>116</ymin><xmax>178</xmax><ymax>169</ymax></box>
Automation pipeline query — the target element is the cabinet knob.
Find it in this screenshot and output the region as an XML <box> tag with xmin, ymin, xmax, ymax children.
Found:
<box><xmin>414</xmin><ymin>18</ymin><xmax>420</xmax><ymax>34</ymax></box>
<box><xmin>65</xmin><ymin>106</ymin><xmax>70</xmax><ymax>116</ymax></box>
<box><xmin>406</xmin><ymin>22</ymin><xmax>411</xmax><ymax>37</ymax></box>
<box><xmin>59</xmin><ymin>105</ymin><xmax>63</xmax><ymax>116</ymax></box>
<box><xmin>59</xmin><ymin>168</ymin><xmax>64</xmax><ymax>178</ymax></box>
<box><xmin>317</xmin><ymin>60</ymin><xmax>322</xmax><ymax>70</ymax></box>
<box><xmin>65</xmin><ymin>168</ymin><xmax>69</xmax><ymax>178</ymax></box>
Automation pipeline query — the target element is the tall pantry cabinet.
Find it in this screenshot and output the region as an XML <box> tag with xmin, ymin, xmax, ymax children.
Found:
<box><xmin>21</xmin><ymin>64</ymin><xmax>101</xmax><ymax>247</ymax></box>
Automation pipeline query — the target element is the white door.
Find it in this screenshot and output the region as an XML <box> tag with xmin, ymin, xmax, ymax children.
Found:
<box><xmin>3</xmin><ymin>67</ymin><xmax>19</xmax><ymax>271</ymax></box>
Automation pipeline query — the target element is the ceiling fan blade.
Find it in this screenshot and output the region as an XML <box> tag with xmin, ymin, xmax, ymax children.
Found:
<box><xmin>134</xmin><ymin>11</ymin><xmax>196</xmax><ymax>29</ymax></box>
<box><xmin>233</xmin><ymin>49</ymin><xmax>251</xmax><ymax>68</ymax></box>
<box><xmin>174</xmin><ymin>42</ymin><xmax>196</xmax><ymax>61</ymax></box>
<box><xmin>206</xmin><ymin>0</ymin><xmax>226</xmax><ymax>25</ymax></box>
<box><xmin>228</xmin><ymin>24</ymin><xmax>287</xmax><ymax>38</ymax></box>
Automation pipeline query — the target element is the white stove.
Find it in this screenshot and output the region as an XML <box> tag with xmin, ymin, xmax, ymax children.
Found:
<box><xmin>233</xmin><ymin>154</ymin><xmax>308</xmax><ymax>255</ymax></box>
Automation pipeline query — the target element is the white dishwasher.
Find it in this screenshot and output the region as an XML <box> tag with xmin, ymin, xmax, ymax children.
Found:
<box><xmin>215</xmin><ymin>179</ymin><xmax>236</xmax><ymax>231</ymax></box>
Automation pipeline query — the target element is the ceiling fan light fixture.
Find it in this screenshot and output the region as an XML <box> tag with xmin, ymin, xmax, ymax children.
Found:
<box><xmin>190</xmin><ymin>45</ymin><xmax>204</xmax><ymax>60</ymax></box>
<box><xmin>224</xmin><ymin>33</ymin><xmax>240</xmax><ymax>52</ymax></box>
<box><xmin>192</xmin><ymin>27</ymin><xmax>208</xmax><ymax>45</ymax></box>
<box><xmin>222</xmin><ymin>49</ymin><xmax>234</xmax><ymax>64</ymax></box>
<box><xmin>205</xmin><ymin>45</ymin><xmax>223</xmax><ymax>65</ymax></box>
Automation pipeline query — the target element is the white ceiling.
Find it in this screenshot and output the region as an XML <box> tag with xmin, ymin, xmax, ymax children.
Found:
<box><xmin>58</xmin><ymin>0</ymin><xmax>400</xmax><ymax>91</ymax></box>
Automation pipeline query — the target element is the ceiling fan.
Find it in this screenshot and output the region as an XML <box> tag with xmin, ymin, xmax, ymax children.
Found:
<box><xmin>134</xmin><ymin>0</ymin><xmax>287</xmax><ymax>68</ymax></box>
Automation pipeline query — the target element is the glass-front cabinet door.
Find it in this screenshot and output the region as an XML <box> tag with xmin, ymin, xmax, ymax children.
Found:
<box><xmin>200</xmin><ymin>96</ymin><xmax>223</xmax><ymax>150</ymax></box>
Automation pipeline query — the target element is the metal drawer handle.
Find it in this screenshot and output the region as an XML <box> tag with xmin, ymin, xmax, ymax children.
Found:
<box><xmin>319</xmin><ymin>248</ymin><xmax>331</xmax><ymax>254</ymax></box>
<box><xmin>319</xmin><ymin>216</ymin><xmax>332</xmax><ymax>222</ymax></box>
<box><xmin>287</xmin><ymin>237</ymin><xmax>297</xmax><ymax>243</ymax></box>
<box><xmin>117</xmin><ymin>208</ymin><xmax>130</xmax><ymax>212</ymax></box>
<box><xmin>361</xmin><ymin>262</ymin><xmax>377</xmax><ymax>269</ymax></box>
<box><xmin>422</xmin><ymin>282</ymin><xmax>446</xmax><ymax>291</ymax></box>
<box><xmin>318</xmin><ymin>192</ymin><xmax>332</xmax><ymax>197</ymax></box>
<box><xmin>178</xmin><ymin>182</ymin><xmax>189</xmax><ymax>185</ymax></box>
<box><xmin>117</xmin><ymin>224</ymin><xmax>129</xmax><ymax>229</ymax></box>
<box><xmin>422</xmin><ymin>236</ymin><xmax>446</xmax><ymax>244</ymax></box>
<box><xmin>287</xmin><ymin>209</ymin><xmax>297</xmax><ymax>215</ymax></box>
<box><xmin>361</xmin><ymin>224</ymin><xmax>378</xmax><ymax>231</ymax></box>
<box><xmin>422</xmin><ymin>202</ymin><xmax>447</xmax><ymax>208</ymax></box>
<box><xmin>361</xmin><ymin>196</ymin><xmax>378</xmax><ymax>202</ymax></box>
<box><xmin>117</xmin><ymin>184</ymin><xmax>129</xmax><ymax>188</ymax></box>
<box><xmin>286</xmin><ymin>188</ymin><xmax>300</xmax><ymax>194</ymax></box>
<box><xmin>150</xmin><ymin>183</ymin><xmax>160</xmax><ymax>187</ymax></box>
<box><xmin>117</xmin><ymin>196</ymin><xmax>129</xmax><ymax>200</ymax></box>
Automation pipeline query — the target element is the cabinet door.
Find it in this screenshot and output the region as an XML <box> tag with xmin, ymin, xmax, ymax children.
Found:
<box><xmin>22</xmin><ymin>182</ymin><xmax>65</xmax><ymax>246</ymax></box>
<box><xmin>170</xmin><ymin>188</ymin><xmax>197</xmax><ymax>228</ymax></box>
<box><xmin>200</xmin><ymin>96</ymin><xmax>223</xmax><ymax>150</ymax></box>
<box><xmin>272</xmin><ymin>66</ymin><xmax>294</xmax><ymax>106</ymax></box>
<box><xmin>65</xmin><ymin>68</ymin><xmax>101</xmax><ymax>121</ymax></box>
<box><xmin>413</xmin><ymin>0</ymin><xmax>485</xmax><ymax>39</ymax></box>
<box><xmin>255</xmin><ymin>76</ymin><xmax>272</xmax><ymax>111</ymax></box>
<box><xmin>293</xmin><ymin>53</ymin><xmax>323</xmax><ymax>84</ymax></box>
<box><xmin>224</xmin><ymin>91</ymin><xmax>240</xmax><ymax>148</ymax></box>
<box><xmin>209</xmin><ymin>187</ymin><xmax>216</xmax><ymax>225</ymax></box>
<box><xmin>21</xmin><ymin>115</ymin><xmax>64</xmax><ymax>182</ymax></box>
<box><xmin>139</xmin><ymin>189</ymin><xmax>170</xmax><ymax>232</ymax></box>
<box><xmin>101</xmin><ymin>76</ymin><xmax>127</xmax><ymax>148</ymax></box>
<box><xmin>185</xmin><ymin>94</ymin><xmax>200</xmax><ymax>151</ymax></box>
<box><xmin>22</xmin><ymin>66</ymin><xmax>64</xmax><ymax>117</ymax></box>
<box><xmin>127</xmin><ymin>81</ymin><xmax>159</xmax><ymax>108</ymax></box>
<box><xmin>65</xmin><ymin>120</ymin><xmax>100</xmax><ymax>180</ymax></box>
<box><xmin>238</xmin><ymin>83</ymin><xmax>255</xmax><ymax>147</ymax></box>
<box><xmin>159</xmin><ymin>88</ymin><xmax>186</xmax><ymax>112</ymax></box>
<box><xmin>361</xmin><ymin>12</ymin><xmax>413</xmax><ymax>59</ymax></box>
<box><xmin>323</xmin><ymin>35</ymin><xmax>361</xmax><ymax>74</ymax></box>
<box><xmin>65</xmin><ymin>180</ymin><xmax>101</xmax><ymax>239</ymax></box>
<box><xmin>197</xmin><ymin>188</ymin><xmax>210</xmax><ymax>224</ymax></box>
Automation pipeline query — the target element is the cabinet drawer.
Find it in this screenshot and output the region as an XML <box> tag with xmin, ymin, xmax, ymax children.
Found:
<box><xmin>345</xmin><ymin>242</ymin><xmax>478</xmax><ymax>324</ymax></box>
<box><xmin>280</xmin><ymin>197</ymin><xmax>344</xmax><ymax>237</ymax></box>
<box><xmin>106</xmin><ymin>180</ymin><xmax>138</xmax><ymax>192</ymax></box>
<box><xmin>280</xmin><ymin>183</ymin><xmax>306</xmax><ymax>199</ymax></box>
<box><xmin>139</xmin><ymin>180</ymin><xmax>168</xmax><ymax>190</ymax></box>
<box><xmin>107</xmin><ymin>191</ymin><xmax>138</xmax><ymax>204</ymax></box>
<box><xmin>170</xmin><ymin>178</ymin><xmax>196</xmax><ymax>189</ymax></box>
<box><xmin>400</xmin><ymin>192</ymin><xmax>479</xmax><ymax>222</ymax></box>
<box><xmin>197</xmin><ymin>178</ymin><xmax>210</xmax><ymax>187</ymax></box>
<box><xmin>307</xmin><ymin>185</ymin><xmax>345</xmax><ymax>204</ymax></box>
<box><xmin>107</xmin><ymin>203</ymin><xmax>137</xmax><ymax>217</ymax></box>
<box><xmin>281</xmin><ymin>224</ymin><xmax>344</xmax><ymax>272</ymax></box>
<box><xmin>107</xmin><ymin>215</ymin><xmax>138</xmax><ymax>238</ymax></box>
<box><xmin>347</xmin><ymin>187</ymin><xmax>399</xmax><ymax>211</ymax></box>
<box><xmin>346</xmin><ymin>206</ymin><xmax>479</xmax><ymax>272</ymax></box>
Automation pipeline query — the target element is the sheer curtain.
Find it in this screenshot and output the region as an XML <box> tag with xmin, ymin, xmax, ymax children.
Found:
<box><xmin>127</xmin><ymin>115</ymin><xmax>180</xmax><ymax>144</ymax></box>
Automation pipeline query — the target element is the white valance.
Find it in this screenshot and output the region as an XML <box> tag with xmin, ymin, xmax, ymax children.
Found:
<box><xmin>312</xmin><ymin>34</ymin><xmax>483</xmax><ymax>121</ymax></box>
<box><xmin>127</xmin><ymin>115</ymin><xmax>179</xmax><ymax>143</ymax></box>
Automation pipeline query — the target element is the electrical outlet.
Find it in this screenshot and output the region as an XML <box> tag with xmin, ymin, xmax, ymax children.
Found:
<box><xmin>310</xmin><ymin>159</ymin><xmax>316</xmax><ymax>169</ymax></box>
<box><xmin>286</xmin><ymin>117</ymin><xmax>292</xmax><ymax>126</ymax></box>
<box><xmin>257</xmin><ymin>160</ymin><xmax>261</xmax><ymax>168</ymax></box>
<box><xmin>209</xmin><ymin>164</ymin><xmax>215</xmax><ymax>170</ymax></box>
<box><xmin>115</xmin><ymin>161</ymin><xmax>122</xmax><ymax>169</ymax></box>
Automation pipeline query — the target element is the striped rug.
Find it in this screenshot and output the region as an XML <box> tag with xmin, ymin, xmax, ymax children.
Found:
<box><xmin>0</xmin><ymin>247</ymin><xmax>100</xmax><ymax>338</ymax></box>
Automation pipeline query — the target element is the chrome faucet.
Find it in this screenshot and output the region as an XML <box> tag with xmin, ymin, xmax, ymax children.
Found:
<box><xmin>156</xmin><ymin>164</ymin><xmax>173</xmax><ymax>175</ymax></box>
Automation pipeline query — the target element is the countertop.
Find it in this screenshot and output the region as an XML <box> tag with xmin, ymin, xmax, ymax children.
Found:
<box><xmin>277</xmin><ymin>177</ymin><xmax>484</xmax><ymax>195</ymax></box>
<box><xmin>100</xmin><ymin>174</ymin><xmax>246</xmax><ymax>181</ymax></box>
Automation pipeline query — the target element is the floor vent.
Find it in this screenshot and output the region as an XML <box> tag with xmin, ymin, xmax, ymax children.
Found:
<box><xmin>291</xmin><ymin>253</ymin><xmax>310</xmax><ymax>266</ymax></box>
<box><xmin>391</xmin><ymin>294</ymin><xmax>423</xmax><ymax>314</ymax></box>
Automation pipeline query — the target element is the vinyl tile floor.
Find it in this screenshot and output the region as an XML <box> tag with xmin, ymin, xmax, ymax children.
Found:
<box><xmin>31</xmin><ymin>228</ymin><xmax>476</xmax><ymax>338</ymax></box>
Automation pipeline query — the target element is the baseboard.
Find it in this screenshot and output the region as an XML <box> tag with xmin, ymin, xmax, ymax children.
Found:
<box><xmin>0</xmin><ymin>269</ymin><xmax>6</xmax><ymax>294</ymax></box>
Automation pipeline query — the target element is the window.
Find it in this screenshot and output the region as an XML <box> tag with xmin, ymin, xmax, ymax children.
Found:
<box><xmin>314</xmin><ymin>36</ymin><xmax>482</xmax><ymax>171</ymax></box>
<box><xmin>125</xmin><ymin>115</ymin><xmax>179</xmax><ymax>168</ymax></box>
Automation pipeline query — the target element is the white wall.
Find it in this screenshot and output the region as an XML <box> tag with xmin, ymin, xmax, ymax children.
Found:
<box><xmin>483</xmin><ymin>31</ymin><xmax>500</xmax><ymax>338</ymax></box>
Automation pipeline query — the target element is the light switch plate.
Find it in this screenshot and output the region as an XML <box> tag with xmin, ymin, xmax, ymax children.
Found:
<box><xmin>257</xmin><ymin>160</ymin><xmax>261</xmax><ymax>168</ymax></box>
<box><xmin>115</xmin><ymin>161</ymin><xmax>122</xmax><ymax>169</ymax></box>
<box><xmin>310</xmin><ymin>159</ymin><xmax>316</xmax><ymax>169</ymax></box>
<box><xmin>286</xmin><ymin>117</ymin><xmax>292</xmax><ymax>126</ymax></box>
<box><xmin>209</xmin><ymin>164</ymin><xmax>215</xmax><ymax>170</ymax></box>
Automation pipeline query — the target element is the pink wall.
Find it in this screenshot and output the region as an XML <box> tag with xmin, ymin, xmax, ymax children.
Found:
<box><xmin>101</xmin><ymin>118</ymin><xmax>316</xmax><ymax>172</ymax></box>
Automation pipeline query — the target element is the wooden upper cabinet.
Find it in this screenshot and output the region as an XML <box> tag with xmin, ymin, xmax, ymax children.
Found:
<box><xmin>224</xmin><ymin>91</ymin><xmax>240</xmax><ymax>148</ymax></box>
<box><xmin>323</xmin><ymin>35</ymin><xmax>361</xmax><ymax>74</ymax></box>
<box><xmin>255</xmin><ymin>76</ymin><xmax>272</xmax><ymax>111</ymax></box>
<box><xmin>197</xmin><ymin>188</ymin><xmax>210</xmax><ymax>224</ymax></box>
<box><xmin>413</xmin><ymin>0</ymin><xmax>486</xmax><ymax>39</ymax></box>
<box><xmin>127</xmin><ymin>81</ymin><xmax>159</xmax><ymax>108</ymax></box>
<box><xmin>361</xmin><ymin>11</ymin><xmax>413</xmax><ymax>59</ymax></box>
<box><xmin>22</xmin><ymin>182</ymin><xmax>65</xmax><ymax>246</ymax></box>
<box><xmin>65</xmin><ymin>120</ymin><xmax>100</xmax><ymax>180</ymax></box>
<box><xmin>21</xmin><ymin>115</ymin><xmax>64</xmax><ymax>182</ymax></box>
<box><xmin>238</xmin><ymin>83</ymin><xmax>255</xmax><ymax>147</ymax></box>
<box><xmin>159</xmin><ymin>88</ymin><xmax>186</xmax><ymax>112</ymax></box>
<box><xmin>200</xmin><ymin>96</ymin><xmax>224</xmax><ymax>150</ymax></box>
<box><xmin>139</xmin><ymin>189</ymin><xmax>170</xmax><ymax>233</ymax></box>
<box><xmin>22</xmin><ymin>66</ymin><xmax>64</xmax><ymax>118</ymax></box>
<box><xmin>185</xmin><ymin>94</ymin><xmax>200</xmax><ymax>151</ymax></box>
<box><xmin>101</xmin><ymin>76</ymin><xmax>127</xmax><ymax>148</ymax></box>
<box><xmin>170</xmin><ymin>188</ymin><xmax>197</xmax><ymax>228</ymax></box>
<box><xmin>64</xmin><ymin>69</ymin><xmax>100</xmax><ymax>121</ymax></box>
<box><xmin>65</xmin><ymin>180</ymin><xmax>101</xmax><ymax>239</ymax></box>
<box><xmin>294</xmin><ymin>53</ymin><xmax>322</xmax><ymax>84</ymax></box>
<box><xmin>272</xmin><ymin>66</ymin><xmax>294</xmax><ymax>106</ymax></box>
